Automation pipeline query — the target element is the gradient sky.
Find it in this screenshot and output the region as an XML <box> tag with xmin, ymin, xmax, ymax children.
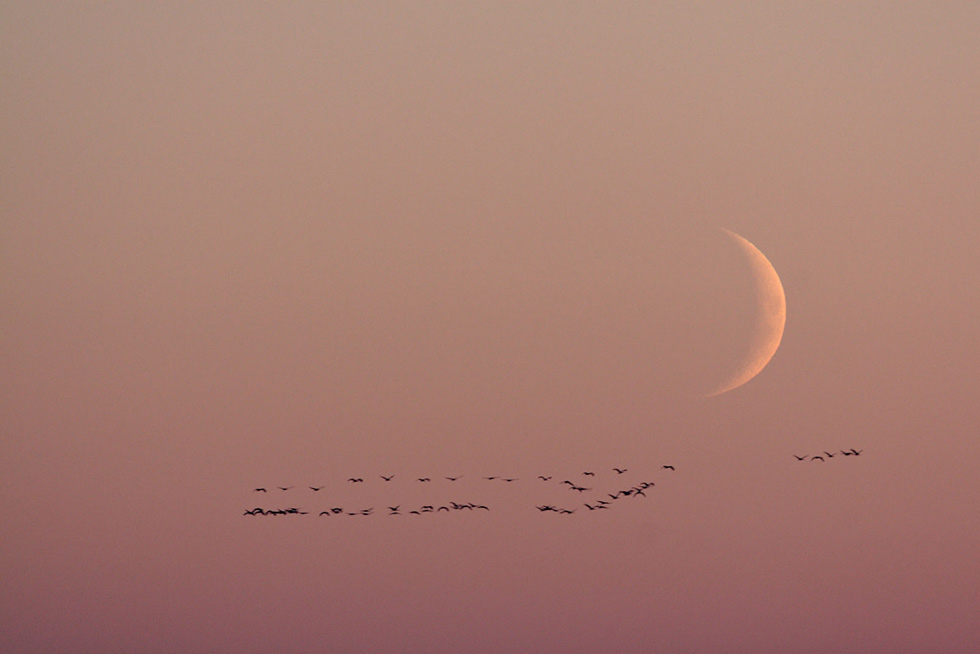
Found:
<box><xmin>3</xmin><ymin>3</ymin><xmax>978</xmax><ymax>653</ymax></box>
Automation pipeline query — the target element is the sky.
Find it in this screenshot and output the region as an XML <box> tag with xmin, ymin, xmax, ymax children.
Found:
<box><xmin>2</xmin><ymin>3</ymin><xmax>978</xmax><ymax>653</ymax></box>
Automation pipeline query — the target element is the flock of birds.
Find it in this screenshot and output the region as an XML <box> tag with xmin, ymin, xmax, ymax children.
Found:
<box><xmin>793</xmin><ymin>449</ymin><xmax>863</xmax><ymax>462</ymax></box>
<box><xmin>243</xmin><ymin>466</ymin><xmax>677</xmax><ymax>518</ymax></box>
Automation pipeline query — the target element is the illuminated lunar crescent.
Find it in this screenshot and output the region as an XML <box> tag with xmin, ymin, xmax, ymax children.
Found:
<box><xmin>704</xmin><ymin>229</ymin><xmax>787</xmax><ymax>397</ymax></box>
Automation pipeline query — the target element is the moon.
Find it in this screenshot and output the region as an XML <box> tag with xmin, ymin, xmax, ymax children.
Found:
<box><xmin>704</xmin><ymin>229</ymin><xmax>787</xmax><ymax>397</ymax></box>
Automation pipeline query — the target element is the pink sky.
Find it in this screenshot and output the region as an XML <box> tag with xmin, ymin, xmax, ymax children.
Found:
<box><xmin>3</xmin><ymin>3</ymin><xmax>978</xmax><ymax>653</ymax></box>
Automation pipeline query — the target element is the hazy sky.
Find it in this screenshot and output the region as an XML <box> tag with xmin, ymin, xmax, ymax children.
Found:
<box><xmin>3</xmin><ymin>3</ymin><xmax>978</xmax><ymax>653</ymax></box>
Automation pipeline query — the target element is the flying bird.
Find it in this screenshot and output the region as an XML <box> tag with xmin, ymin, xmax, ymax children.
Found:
<box><xmin>445</xmin><ymin>476</ymin><xmax>461</xmax><ymax>481</ymax></box>
<box><xmin>850</xmin><ymin>448</ymin><xmax>863</xmax><ymax>455</ymax></box>
<box><xmin>538</xmin><ymin>476</ymin><xmax>552</xmax><ymax>481</ymax></box>
<box><xmin>309</xmin><ymin>486</ymin><xmax>324</xmax><ymax>491</ymax></box>
<box><xmin>662</xmin><ymin>465</ymin><xmax>675</xmax><ymax>471</ymax></box>
<box><xmin>277</xmin><ymin>486</ymin><xmax>293</xmax><ymax>491</ymax></box>
<box><xmin>583</xmin><ymin>471</ymin><xmax>595</xmax><ymax>476</ymax></box>
<box><xmin>253</xmin><ymin>488</ymin><xmax>267</xmax><ymax>492</ymax></box>
<box><xmin>823</xmin><ymin>451</ymin><xmax>836</xmax><ymax>458</ymax></box>
<box><xmin>613</xmin><ymin>468</ymin><xmax>627</xmax><ymax>474</ymax></box>
<box><xmin>380</xmin><ymin>475</ymin><xmax>394</xmax><ymax>481</ymax></box>
<box><xmin>793</xmin><ymin>455</ymin><xmax>807</xmax><ymax>461</ymax></box>
<box><xmin>811</xmin><ymin>456</ymin><xmax>825</xmax><ymax>462</ymax></box>
<box><xmin>418</xmin><ymin>477</ymin><xmax>431</xmax><ymax>482</ymax></box>
<box><xmin>348</xmin><ymin>478</ymin><xmax>363</xmax><ymax>483</ymax></box>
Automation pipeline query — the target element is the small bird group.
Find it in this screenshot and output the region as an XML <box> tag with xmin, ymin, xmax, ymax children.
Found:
<box><xmin>244</xmin><ymin>507</ymin><xmax>308</xmax><ymax>515</ymax></box>
<box><xmin>793</xmin><ymin>449</ymin><xmax>863</xmax><ymax>462</ymax></box>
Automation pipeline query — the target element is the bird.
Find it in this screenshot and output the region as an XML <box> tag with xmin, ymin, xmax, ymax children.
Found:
<box><xmin>418</xmin><ymin>477</ymin><xmax>431</xmax><ymax>482</ymax></box>
<box><xmin>347</xmin><ymin>478</ymin><xmax>363</xmax><ymax>483</ymax></box>
<box><xmin>388</xmin><ymin>506</ymin><xmax>400</xmax><ymax>512</ymax></box>
<box><xmin>538</xmin><ymin>476</ymin><xmax>552</xmax><ymax>481</ymax></box>
<box><xmin>811</xmin><ymin>455</ymin><xmax>825</xmax><ymax>462</ymax></box>
<box><xmin>502</xmin><ymin>478</ymin><xmax>518</xmax><ymax>482</ymax></box>
<box><xmin>613</xmin><ymin>468</ymin><xmax>627</xmax><ymax>474</ymax></box>
<box><xmin>662</xmin><ymin>465</ymin><xmax>675</xmax><ymax>471</ymax></box>
<box><xmin>537</xmin><ymin>505</ymin><xmax>557</xmax><ymax>512</ymax></box>
<box><xmin>319</xmin><ymin>511</ymin><xmax>331</xmax><ymax>516</ymax></box>
<box><xmin>483</xmin><ymin>476</ymin><xmax>497</xmax><ymax>480</ymax></box>
<box><xmin>309</xmin><ymin>486</ymin><xmax>324</xmax><ymax>491</ymax></box>
<box><xmin>850</xmin><ymin>448</ymin><xmax>863</xmax><ymax>455</ymax></box>
<box><xmin>277</xmin><ymin>486</ymin><xmax>293</xmax><ymax>491</ymax></box>
<box><xmin>445</xmin><ymin>476</ymin><xmax>461</xmax><ymax>481</ymax></box>
<box><xmin>841</xmin><ymin>450</ymin><xmax>854</xmax><ymax>456</ymax></box>
<box><xmin>438</xmin><ymin>506</ymin><xmax>450</xmax><ymax>512</ymax></box>
<box><xmin>823</xmin><ymin>451</ymin><xmax>836</xmax><ymax>458</ymax></box>
<box><xmin>380</xmin><ymin>475</ymin><xmax>394</xmax><ymax>481</ymax></box>
<box><xmin>253</xmin><ymin>488</ymin><xmax>267</xmax><ymax>492</ymax></box>
<box><xmin>583</xmin><ymin>471</ymin><xmax>595</xmax><ymax>476</ymax></box>
<box><xmin>331</xmin><ymin>507</ymin><xmax>344</xmax><ymax>514</ymax></box>
<box><xmin>793</xmin><ymin>455</ymin><xmax>807</xmax><ymax>461</ymax></box>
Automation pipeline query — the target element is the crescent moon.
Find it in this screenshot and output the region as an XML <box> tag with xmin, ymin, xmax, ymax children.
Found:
<box><xmin>704</xmin><ymin>229</ymin><xmax>787</xmax><ymax>397</ymax></box>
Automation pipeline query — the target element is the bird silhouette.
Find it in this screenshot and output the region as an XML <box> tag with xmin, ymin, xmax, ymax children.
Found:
<box><xmin>319</xmin><ymin>511</ymin><xmax>331</xmax><ymax>516</ymax></box>
<box><xmin>445</xmin><ymin>476</ymin><xmax>461</xmax><ymax>481</ymax></box>
<box><xmin>823</xmin><ymin>451</ymin><xmax>836</xmax><ymax>458</ymax></box>
<box><xmin>583</xmin><ymin>471</ymin><xmax>595</xmax><ymax>476</ymax></box>
<box><xmin>793</xmin><ymin>455</ymin><xmax>807</xmax><ymax>461</ymax></box>
<box><xmin>502</xmin><ymin>478</ymin><xmax>518</xmax><ymax>482</ymax></box>
<box><xmin>662</xmin><ymin>465</ymin><xmax>675</xmax><ymax>471</ymax></box>
<box><xmin>388</xmin><ymin>506</ymin><xmax>400</xmax><ymax>512</ymax></box>
<box><xmin>380</xmin><ymin>475</ymin><xmax>394</xmax><ymax>481</ymax></box>
<box><xmin>613</xmin><ymin>468</ymin><xmax>627</xmax><ymax>474</ymax></box>
<box><xmin>418</xmin><ymin>477</ymin><xmax>431</xmax><ymax>482</ymax></box>
<box><xmin>309</xmin><ymin>486</ymin><xmax>324</xmax><ymax>491</ymax></box>
<box><xmin>348</xmin><ymin>478</ymin><xmax>363</xmax><ymax>483</ymax></box>
<box><xmin>811</xmin><ymin>455</ymin><xmax>825</xmax><ymax>462</ymax></box>
<box><xmin>253</xmin><ymin>488</ymin><xmax>267</xmax><ymax>492</ymax></box>
<box><xmin>277</xmin><ymin>486</ymin><xmax>293</xmax><ymax>491</ymax></box>
<box><xmin>850</xmin><ymin>448</ymin><xmax>863</xmax><ymax>455</ymax></box>
<box><xmin>538</xmin><ymin>476</ymin><xmax>552</xmax><ymax>481</ymax></box>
